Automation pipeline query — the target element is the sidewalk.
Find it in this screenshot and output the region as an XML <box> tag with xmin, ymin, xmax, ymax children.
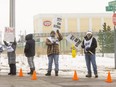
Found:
<box><xmin>0</xmin><ymin>73</ymin><xmax>116</xmax><ymax>87</ymax></box>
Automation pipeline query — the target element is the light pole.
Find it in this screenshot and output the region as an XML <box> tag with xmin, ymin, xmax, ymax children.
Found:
<box><xmin>113</xmin><ymin>5</ymin><xmax>116</xmax><ymax>69</ymax></box>
<box><xmin>114</xmin><ymin>26</ymin><xmax>116</xmax><ymax>69</ymax></box>
<box><xmin>113</xmin><ymin>12</ymin><xmax>116</xmax><ymax>69</ymax></box>
<box><xmin>10</xmin><ymin>0</ymin><xmax>15</xmax><ymax>36</ymax></box>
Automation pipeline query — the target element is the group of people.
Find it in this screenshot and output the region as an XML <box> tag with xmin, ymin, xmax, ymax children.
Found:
<box><xmin>0</xmin><ymin>30</ymin><xmax>98</xmax><ymax>78</ymax></box>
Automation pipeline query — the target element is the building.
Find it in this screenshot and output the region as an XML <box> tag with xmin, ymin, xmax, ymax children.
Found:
<box><xmin>33</xmin><ymin>13</ymin><xmax>114</xmax><ymax>55</ymax></box>
<box><xmin>34</xmin><ymin>13</ymin><xmax>113</xmax><ymax>33</ymax></box>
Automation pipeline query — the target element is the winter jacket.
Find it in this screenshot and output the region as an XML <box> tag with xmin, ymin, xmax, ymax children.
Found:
<box><xmin>24</xmin><ymin>34</ymin><xmax>35</xmax><ymax>57</ymax></box>
<box><xmin>81</xmin><ymin>36</ymin><xmax>97</xmax><ymax>54</ymax></box>
<box><xmin>46</xmin><ymin>31</ymin><xmax>63</xmax><ymax>56</ymax></box>
<box><xmin>4</xmin><ymin>41</ymin><xmax>17</xmax><ymax>64</ymax></box>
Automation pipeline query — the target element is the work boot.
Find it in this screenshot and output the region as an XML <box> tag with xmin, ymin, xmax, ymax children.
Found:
<box><xmin>27</xmin><ymin>68</ymin><xmax>34</xmax><ymax>75</ymax></box>
<box><xmin>45</xmin><ymin>71</ymin><xmax>51</xmax><ymax>76</ymax></box>
<box><xmin>86</xmin><ymin>74</ymin><xmax>92</xmax><ymax>78</ymax></box>
<box><xmin>95</xmin><ymin>74</ymin><xmax>98</xmax><ymax>78</ymax></box>
<box><xmin>55</xmin><ymin>71</ymin><xmax>58</xmax><ymax>76</ymax></box>
<box><xmin>8</xmin><ymin>73</ymin><xmax>12</xmax><ymax>75</ymax></box>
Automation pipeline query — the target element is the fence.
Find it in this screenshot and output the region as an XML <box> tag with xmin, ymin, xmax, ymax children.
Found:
<box><xmin>17</xmin><ymin>31</ymin><xmax>115</xmax><ymax>58</ymax></box>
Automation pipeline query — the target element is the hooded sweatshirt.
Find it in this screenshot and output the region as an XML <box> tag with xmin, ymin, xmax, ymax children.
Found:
<box><xmin>24</xmin><ymin>34</ymin><xmax>35</xmax><ymax>57</ymax></box>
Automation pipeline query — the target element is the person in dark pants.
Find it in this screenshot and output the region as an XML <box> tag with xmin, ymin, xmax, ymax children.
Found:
<box><xmin>24</xmin><ymin>34</ymin><xmax>35</xmax><ymax>75</ymax></box>
<box><xmin>81</xmin><ymin>31</ymin><xmax>98</xmax><ymax>78</ymax></box>
<box><xmin>45</xmin><ymin>30</ymin><xmax>63</xmax><ymax>76</ymax></box>
<box><xmin>4</xmin><ymin>39</ymin><xmax>17</xmax><ymax>75</ymax></box>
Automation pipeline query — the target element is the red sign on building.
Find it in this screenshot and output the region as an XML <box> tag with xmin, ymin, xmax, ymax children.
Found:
<box><xmin>43</xmin><ymin>21</ymin><xmax>52</xmax><ymax>26</ymax></box>
<box><xmin>113</xmin><ymin>13</ymin><xmax>116</xmax><ymax>26</ymax></box>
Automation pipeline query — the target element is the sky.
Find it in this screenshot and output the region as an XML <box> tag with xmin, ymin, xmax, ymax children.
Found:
<box><xmin>0</xmin><ymin>0</ymin><xmax>113</xmax><ymax>37</ymax></box>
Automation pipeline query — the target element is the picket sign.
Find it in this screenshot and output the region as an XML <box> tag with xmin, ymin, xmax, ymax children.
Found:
<box><xmin>53</xmin><ymin>17</ymin><xmax>62</xmax><ymax>32</ymax></box>
<box><xmin>4</xmin><ymin>27</ymin><xmax>15</xmax><ymax>42</ymax></box>
<box><xmin>66</xmin><ymin>34</ymin><xmax>81</xmax><ymax>49</ymax></box>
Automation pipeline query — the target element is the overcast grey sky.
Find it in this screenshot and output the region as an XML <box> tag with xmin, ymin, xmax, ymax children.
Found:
<box><xmin>0</xmin><ymin>0</ymin><xmax>113</xmax><ymax>36</ymax></box>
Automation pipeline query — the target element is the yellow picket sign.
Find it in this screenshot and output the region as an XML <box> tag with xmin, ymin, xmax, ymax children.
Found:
<box><xmin>72</xmin><ymin>45</ymin><xmax>76</xmax><ymax>58</ymax></box>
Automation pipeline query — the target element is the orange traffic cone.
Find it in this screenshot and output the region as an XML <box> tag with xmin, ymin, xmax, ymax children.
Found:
<box><xmin>32</xmin><ymin>71</ymin><xmax>37</xmax><ymax>80</ymax></box>
<box><xmin>72</xmin><ymin>70</ymin><xmax>79</xmax><ymax>81</ymax></box>
<box><xmin>105</xmin><ymin>71</ymin><xmax>112</xmax><ymax>83</ymax></box>
<box><xmin>19</xmin><ymin>68</ymin><xmax>23</xmax><ymax>77</ymax></box>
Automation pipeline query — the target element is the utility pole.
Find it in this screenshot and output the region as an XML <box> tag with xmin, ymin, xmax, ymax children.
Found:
<box><xmin>113</xmin><ymin>4</ymin><xmax>116</xmax><ymax>69</ymax></box>
<box><xmin>10</xmin><ymin>0</ymin><xmax>15</xmax><ymax>36</ymax></box>
<box><xmin>113</xmin><ymin>12</ymin><xmax>116</xmax><ymax>69</ymax></box>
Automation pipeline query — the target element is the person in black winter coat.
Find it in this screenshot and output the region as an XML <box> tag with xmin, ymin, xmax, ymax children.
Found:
<box><xmin>4</xmin><ymin>39</ymin><xmax>17</xmax><ymax>75</ymax></box>
<box><xmin>24</xmin><ymin>34</ymin><xmax>35</xmax><ymax>75</ymax></box>
<box><xmin>81</xmin><ymin>31</ymin><xmax>98</xmax><ymax>78</ymax></box>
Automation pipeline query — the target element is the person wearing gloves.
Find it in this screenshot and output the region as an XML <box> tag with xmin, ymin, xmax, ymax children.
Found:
<box><xmin>24</xmin><ymin>34</ymin><xmax>35</xmax><ymax>75</ymax></box>
<box><xmin>81</xmin><ymin>31</ymin><xmax>98</xmax><ymax>78</ymax></box>
<box><xmin>3</xmin><ymin>39</ymin><xmax>17</xmax><ymax>75</ymax></box>
<box><xmin>45</xmin><ymin>30</ymin><xmax>63</xmax><ymax>76</ymax></box>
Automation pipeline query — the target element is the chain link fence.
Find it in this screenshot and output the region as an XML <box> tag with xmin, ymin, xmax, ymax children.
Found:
<box><xmin>16</xmin><ymin>31</ymin><xmax>115</xmax><ymax>58</ymax></box>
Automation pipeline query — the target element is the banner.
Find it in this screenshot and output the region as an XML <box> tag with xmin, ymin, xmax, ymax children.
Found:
<box><xmin>66</xmin><ymin>34</ymin><xmax>81</xmax><ymax>49</ymax></box>
<box><xmin>4</xmin><ymin>27</ymin><xmax>15</xmax><ymax>42</ymax></box>
<box><xmin>53</xmin><ymin>17</ymin><xmax>62</xmax><ymax>31</ymax></box>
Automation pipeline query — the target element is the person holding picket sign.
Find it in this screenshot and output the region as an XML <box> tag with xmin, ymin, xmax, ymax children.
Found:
<box><xmin>81</xmin><ymin>31</ymin><xmax>98</xmax><ymax>78</ymax></box>
<box><xmin>3</xmin><ymin>39</ymin><xmax>17</xmax><ymax>75</ymax></box>
<box><xmin>45</xmin><ymin>30</ymin><xmax>63</xmax><ymax>76</ymax></box>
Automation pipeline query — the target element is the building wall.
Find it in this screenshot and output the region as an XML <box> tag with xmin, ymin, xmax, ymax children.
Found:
<box><xmin>34</xmin><ymin>13</ymin><xmax>113</xmax><ymax>34</ymax></box>
<box><xmin>92</xmin><ymin>17</ymin><xmax>101</xmax><ymax>32</ymax></box>
<box><xmin>68</xmin><ymin>18</ymin><xmax>77</xmax><ymax>32</ymax></box>
<box><xmin>33</xmin><ymin>13</ymin><xmax>114</xmax><ymax>55</ymax></box>
<box><xmin>42</xmin><ymin>18</ymin><xmax>52</xmax><ymax>33</ymax></box>
<box><xmin>80</xmin><ymin>17</ymin><xmax>89</xmax><ymax>32</ymax></box>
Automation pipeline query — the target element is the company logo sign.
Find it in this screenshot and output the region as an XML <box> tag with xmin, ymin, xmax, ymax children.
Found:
<box><xmin>43</xmin><ymin>21</ymin><xmax>52</xmax><ymax>26</ymax></box>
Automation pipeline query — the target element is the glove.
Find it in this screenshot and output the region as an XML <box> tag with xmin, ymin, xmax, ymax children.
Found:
<box><xmin>86</xmin><ymin>47</ymin><xmax>90</xmax><ymax>51</ymax></box>
<box><xmin>53</xmin><ymin>42</ymin><xmax>56</xmax><ymax>45</ymax></box>
<box><xmin>81</xmin><ymin>45</ymin><xmax>85</xmax><ymax>48</ymax></box>
<box><xmin>56</xmin><ymin>30</ymin><xmax>59</xmax><ymax>33</ymax></box>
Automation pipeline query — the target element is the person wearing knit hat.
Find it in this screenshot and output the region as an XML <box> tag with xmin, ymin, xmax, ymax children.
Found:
<box><xmin>86</xmin><ymin>31</ymin><xmax>92</xmax><ymax>34</ymax></box>
<box><xmin>86</xmin><ymin>31</ymin><xmax>92</xmax><ymax>39</ymax></box>
<box><xmin>81</xmin><ymin>31</ymin><xmax>98</xmax><ymax>78</ymax></box>
<box><xmin>45</xmin><ymin>30</ymin><xmax>63</xmax><ymax>76</ymax></box>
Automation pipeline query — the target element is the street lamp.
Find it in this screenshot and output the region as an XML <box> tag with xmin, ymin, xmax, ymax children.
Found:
<box><xmin>10</xmin><ymin>0</ymin><xmax>15</xmax><ymax>36</ymax></box>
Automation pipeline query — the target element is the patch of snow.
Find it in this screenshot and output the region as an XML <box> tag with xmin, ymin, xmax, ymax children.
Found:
<box><xmin>0</xmin><ymin>54</ymin><xmax>116</xmax><ymax>78</ymax></box>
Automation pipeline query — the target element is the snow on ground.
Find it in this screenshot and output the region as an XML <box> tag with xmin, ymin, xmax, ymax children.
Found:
<box><xmin>0</xmin><ymin>54</ymin><xmax>116</xmax><ymax>78</ymax></box>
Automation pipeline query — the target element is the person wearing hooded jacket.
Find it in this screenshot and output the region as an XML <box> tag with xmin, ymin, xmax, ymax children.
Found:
<box><xmin>81</xmin><ymin>31</ymin><xmax>98</xmax><ymax>78</ymax></box>
<box><xmin>3</xmin><ymin>39</ymin><xmax>17</xmax><ymax>75</ymax></box>
<box><xmin>24</xmin><ymin>34</ymin><xmax>35</xmax><ymax>75</ymax></box>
